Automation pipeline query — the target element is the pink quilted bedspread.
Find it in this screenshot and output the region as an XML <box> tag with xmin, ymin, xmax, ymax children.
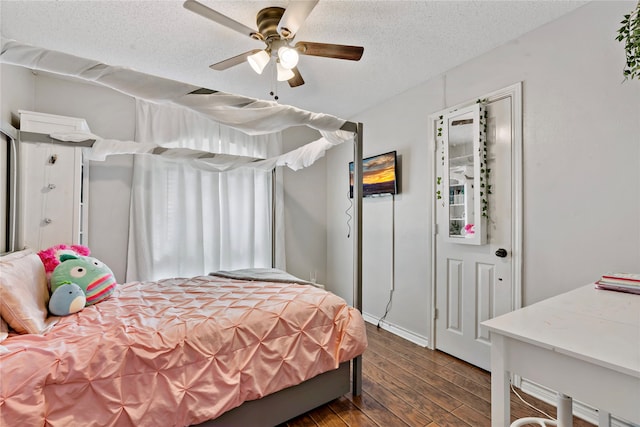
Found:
<box><xmin>0</xmin><ymin>276</ymin><xmax>367</xmax><ymax>426</ymax></box>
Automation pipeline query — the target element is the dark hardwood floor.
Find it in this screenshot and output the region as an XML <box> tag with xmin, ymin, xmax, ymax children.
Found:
<box><xmin>278</xmin><ymin>322</ymin><xmax>596</xmax><ymax>427</ymax></box>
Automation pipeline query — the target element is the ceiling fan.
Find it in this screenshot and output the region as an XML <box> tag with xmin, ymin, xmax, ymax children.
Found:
<box><xmin>183</xmin><ymin>0</ymin><xmax>364</xmax><ymax>88</ymax></box>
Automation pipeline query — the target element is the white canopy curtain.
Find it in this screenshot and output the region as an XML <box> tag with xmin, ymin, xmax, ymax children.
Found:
<box><xmin>0</xmin><ymin>39</ymin><xmax>349</xmax><ymax>136</ymax></box>
<box><xmin>1</xmin><ymin>39</ymin><xmax>355</xmax><ymax>172</ymax></box>
<box><xmin>0</xmin><ymin>38</ymin><xmax>357</xmax><ymax>283</ymax></box>
<box><xmin>126</xmin><ymin>100</ymin><xmax>282</xmax><ymax>282</ymax></box>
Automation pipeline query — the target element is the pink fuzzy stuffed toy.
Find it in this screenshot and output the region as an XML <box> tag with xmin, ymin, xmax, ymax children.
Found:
<box><xmin>37</xmin><ymin>244</ymin><xmax>91</xmax><ymax>286</ymax></box>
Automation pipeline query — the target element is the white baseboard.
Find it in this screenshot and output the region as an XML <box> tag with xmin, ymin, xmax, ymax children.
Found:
<box><xmin>362</xmin><ymin>312</ymin><xmax>430</xmax><ymax>348</ymax></box>
<box><xmin>520</xmin><ymin>378</ymin><xmax>638</xmax><ymax>427</ymax></box>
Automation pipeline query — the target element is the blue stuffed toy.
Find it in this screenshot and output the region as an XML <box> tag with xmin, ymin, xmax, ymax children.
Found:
<box><xmin>48</xmin><ymin>254</ymin><xmax>117</xmax><ymax>316</ymax></box>
<box><xmin>49</xmin><ymin>283</ymin><xmax>86</xmax><ymax>316</ymax></box>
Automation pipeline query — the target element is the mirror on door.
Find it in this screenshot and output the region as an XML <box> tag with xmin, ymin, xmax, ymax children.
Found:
<box><xmin>443</xmin><ymin>104</ymin><xmax>486</xmax><ymax>245</ymax></box>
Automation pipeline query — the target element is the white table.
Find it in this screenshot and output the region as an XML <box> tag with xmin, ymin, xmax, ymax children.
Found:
<box><xmin>483</xmin><ymin>284</ymin><xmax>640</xmax><ymax>427</ymax></box>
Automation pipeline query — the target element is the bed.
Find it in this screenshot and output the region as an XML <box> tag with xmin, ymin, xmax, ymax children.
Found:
<box><xmin>1</xmin><ymin>40</ymin><xmax>366</xmax><ymax>427</ymax></box>
<box><xmin>0</xmin><ymin>253</ymin><xmax>367</xmax><ymax>426</ymax></box>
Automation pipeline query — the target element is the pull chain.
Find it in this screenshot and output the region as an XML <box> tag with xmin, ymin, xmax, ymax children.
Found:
<box><xmin>269</xmin><ymin>62</ymin><xmax>279</xmax><ymax>101</ymax></box>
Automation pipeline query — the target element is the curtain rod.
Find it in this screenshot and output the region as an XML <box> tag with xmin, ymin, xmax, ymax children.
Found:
<box><xmin>340</xmin><ymin>121</ymin><xmax>358</xmax><ymax>133</ymax></box>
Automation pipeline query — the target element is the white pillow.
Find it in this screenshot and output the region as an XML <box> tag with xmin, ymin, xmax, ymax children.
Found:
<box><xmin>0</xmin><ymin>249</ymin><xmax>58</xmax><ymax>334</ymax></box>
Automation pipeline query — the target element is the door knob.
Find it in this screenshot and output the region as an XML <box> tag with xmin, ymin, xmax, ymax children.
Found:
<box><xmin>495</xmin><ymin>248</ymin><xmax>508</xmax><ymax>258</ymax></box>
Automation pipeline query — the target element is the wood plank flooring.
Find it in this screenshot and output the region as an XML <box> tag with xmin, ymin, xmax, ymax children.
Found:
<box><xmin>278</xmin><ymin>322</ymin><xmax>596</xmax><ymax>427</ymax></box>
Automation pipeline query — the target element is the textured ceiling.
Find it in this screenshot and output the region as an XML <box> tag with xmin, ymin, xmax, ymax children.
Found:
<box><xmin>1</xmin><ymin>1</ymin><xmax>588</xmax><ymax>119</ymax></box>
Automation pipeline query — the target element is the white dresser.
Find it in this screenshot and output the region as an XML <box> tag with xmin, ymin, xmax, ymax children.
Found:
<box><xmin>17</xmin><ymin>111</ymin><xmax>89</xmax><ymax>250</ymax></box>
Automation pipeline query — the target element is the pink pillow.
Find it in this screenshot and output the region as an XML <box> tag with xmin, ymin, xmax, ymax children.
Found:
<box><xmin>0</xmin><ymin>317</ymin><xmax>8</xmax><ymax>342</ymax></box>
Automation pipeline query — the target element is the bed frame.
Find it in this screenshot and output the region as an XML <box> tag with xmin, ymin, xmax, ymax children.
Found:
<box><xmin>204</xmin><ymin>121</ymin><xmax>364</xmax><ymax>426</ymax></box>
<box><xmin>195</xmin><ymin>362</ymin><xmax>350</xmax><ymax>427</ymax></box>
<box><xmin>1</xmin><ymin>119</ymin><xmax>364</xmax><ymax>426</ymax></box>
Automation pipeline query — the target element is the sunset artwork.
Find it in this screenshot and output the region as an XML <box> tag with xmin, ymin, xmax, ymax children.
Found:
<box><xmin>349</xmin><ymin>151</ymin><xmax>397</xmax><ymax>197</ymax></box>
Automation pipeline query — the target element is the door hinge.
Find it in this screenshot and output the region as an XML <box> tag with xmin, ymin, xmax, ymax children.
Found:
<box><xmin>433</xmin><ymin>224</ymin><xmax>438</xmax><ymax>235</ymax></box>
<box><xmin>434</xmin><ymin>308</ymin><xmax>439</xmax><ymax>320</ymax></box>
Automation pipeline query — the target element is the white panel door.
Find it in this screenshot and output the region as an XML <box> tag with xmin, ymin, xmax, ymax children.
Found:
<box><xmin>435</xmin><ymin>95</ymin><xmax>515</xmax><ymax>371</ymax></box>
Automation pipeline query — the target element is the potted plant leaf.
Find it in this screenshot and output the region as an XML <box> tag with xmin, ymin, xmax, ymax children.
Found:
<box><xmin>617</xmin><ymin>1</ymin><xmax>640</xmax><ymax>80</ymax></box>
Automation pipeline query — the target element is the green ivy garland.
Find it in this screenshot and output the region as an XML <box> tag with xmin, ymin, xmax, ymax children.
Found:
<box><xmin>436</xmin><ymin>115</ymin><xmax>444</xmax><ymax>201</ymax></box>
<box><xmin>477</xmin><ymin>99</ymin><xmax>491</xmax><ymax>218</ymax></box>
<box><xmin>617</xmin><ymin>1</ymin><xmax>640</xmax><ymax>81</ymax></box>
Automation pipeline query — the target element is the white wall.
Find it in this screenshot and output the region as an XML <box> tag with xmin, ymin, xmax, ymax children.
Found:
<box><xmin>1</xmin><ymin>65</ymin><xmax>35</xmax><ymax>253</ymax></box>
<box><xmin>327</xmin><ymin>80</ymin><xmax>443</xmax><ymax>335</ymax></box>
<box><xmin>281</xmin><ymin>126</ymin><xmax>327</xmax><ymax>284</ymax></box>
<box><xmin>327</xmin><ymin>1</ymin><xmax>640</xmax><ymax>344</ymax></box>
<box><xmin>1</xmin><ymin>65</ymin><xmax>35</xmax><ymax>127</ymax></box>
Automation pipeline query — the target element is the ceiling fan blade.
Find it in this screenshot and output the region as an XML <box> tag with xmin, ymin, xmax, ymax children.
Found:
<box><xmin>210</xmin><ymin>49</ymin><xmax>262</xmax><ymax>71</ymax></box>
<box><xmin>184</xmin><ymin>0</ymin><xmax>258</xmax><ymax>39</ymax></box>
<box><xmin>295</xmin><ymin>41</ymin><xmax>364</xmax><ymax>61</ymax></box>
<box><xmin>277</xmin><ymin>0</ymin><xmax>319</xmax><ymax>39</ymax></box>
<box><xmin>288</xmin><ymin>67</ymin><xmax>305</xmax><ymax>87</ymax></box>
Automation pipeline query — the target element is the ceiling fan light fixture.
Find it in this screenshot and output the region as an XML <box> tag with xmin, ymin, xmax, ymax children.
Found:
<box><xmin>276</xmin><ymin>62</ymin><xmax>295</xmax><ymax>81</ymax></box>
<box><xmin>183</xmin><ymin>0</ymin><xmax>363</xmax><ymax>89</ymax></box>
<box><xmin>247</xmin><ymin>49</ymin><xmax>270</xmax><ymax>74</ymax></box>
<box><xmin>277</xmin><ymin>46</ymin><xmax>299</xmax><ymax>69</ymax></box>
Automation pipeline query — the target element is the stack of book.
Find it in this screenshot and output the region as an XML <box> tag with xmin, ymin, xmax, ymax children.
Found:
<box><xmin>595</xmin><ymin>273</ymin><xmax>640</xmax><ymax>294</ymax></box>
